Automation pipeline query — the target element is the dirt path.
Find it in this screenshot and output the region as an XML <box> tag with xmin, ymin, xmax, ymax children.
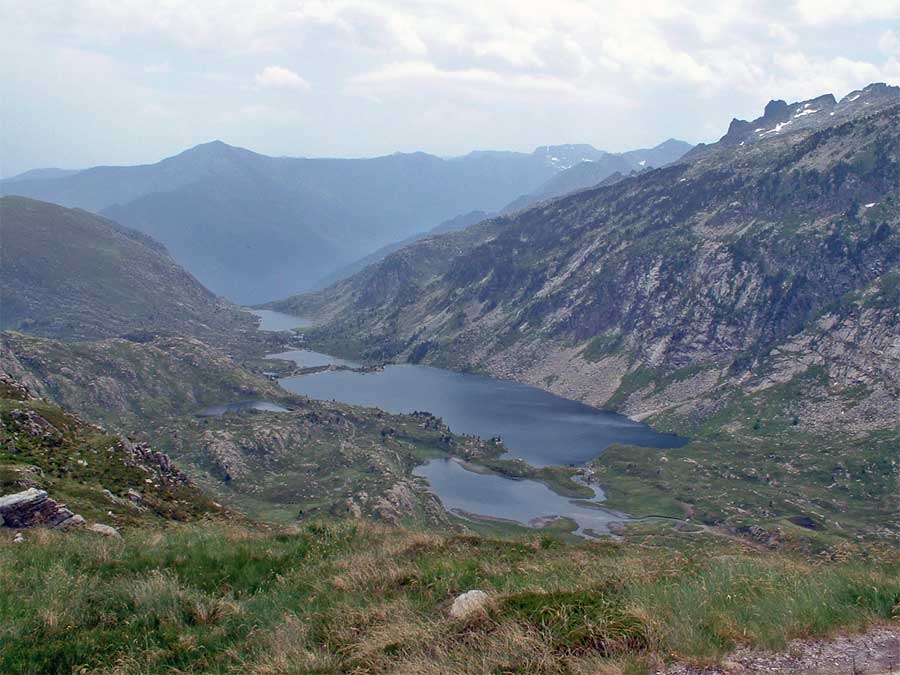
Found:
<box><xmin>659</xmin><ymin>624</ymin><xmax>900</xmax><ymax>675</ymax></box>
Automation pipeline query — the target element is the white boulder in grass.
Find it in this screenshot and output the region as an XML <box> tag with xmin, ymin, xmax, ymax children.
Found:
<box><xmin>449</xmin><ymin>590</ymin><xmax>489</xmax><ymax>619</ymax></box>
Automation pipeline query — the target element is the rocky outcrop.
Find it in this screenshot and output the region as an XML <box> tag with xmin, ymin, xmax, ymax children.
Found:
<box><xmin>117</xmin><ymin>438</ymin><xmax>190</xmax><ymax>485</ymax></box>
<box><xmin>0</xmin><ymin>373</ymin><xmax>220</xmax><ymax>526</ymax></box>
<box><xmin>713</xmin><ymin>83</ymin><xmax>898</xmax><ymax>148</ymax></box>
<box><xmin>0</xmin><ymin>488</ymin><xmax>82</xmax><ymax>529</ymax></box>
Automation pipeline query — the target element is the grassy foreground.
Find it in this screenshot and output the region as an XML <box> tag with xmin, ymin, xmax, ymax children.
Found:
<box><xmin>2</xmin><ymin>521</ymin><xmax>898</xmax><ymax>674</ymax></box>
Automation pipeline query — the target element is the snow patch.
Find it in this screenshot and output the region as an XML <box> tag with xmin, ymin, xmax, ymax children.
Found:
<box><xmin>759</xmin><ymin>120</ymin><xmax>792</xmax><ymax>137</ymax></box>
<box><xmin>848</xmin><ymin>94</ymin><xmax>861</xmax><ymax>102</ymax></box>
<box><xmin>864</xmin><ymin>202</ymin><xmax>877</xmax><ymax>208</ymax></box>
<box><xmin>794</xmin><ymin>108</ymin><xmax>818</xmax><ymax>118</ymax></box>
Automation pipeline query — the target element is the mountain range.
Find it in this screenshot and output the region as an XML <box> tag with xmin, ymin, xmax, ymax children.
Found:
<box><xmin>311</xmin><ymin>139</ymin><xmax>691</xmax><ymax>288</ymax></box>
<box><xmin>2</xmin><ymin>80</ymin><xmax>899</xmax><ymax>673</ymax></box>
<box><xmin>1</xmin><ymin>139</ymin><xmax>691</xmax><ymax>303</ymax></box>
<box><xmin>271</xmin><ymin>83</ymin><xmax>900</xmax><ymax>437</ymax></box>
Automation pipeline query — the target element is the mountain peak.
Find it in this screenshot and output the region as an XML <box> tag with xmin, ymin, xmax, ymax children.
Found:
<box><xmin>181</xmin><ymin>139</ymin><xmax>240</xmax><ymax>156</ymax></box>
<box><xmin>717</xmin><ymin>82</ymin><xmax>900</xmax><ymax>147</ymax></box>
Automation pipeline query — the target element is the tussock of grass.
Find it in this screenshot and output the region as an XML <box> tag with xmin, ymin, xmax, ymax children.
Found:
<box><xmin>1</xmin><ymin>521</ymin><xmax>897</xmax><ymax>674</ymax></box>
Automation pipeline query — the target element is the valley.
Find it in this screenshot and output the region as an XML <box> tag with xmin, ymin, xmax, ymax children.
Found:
<box><xmin>1</xmin><ymin>74</ymin><xmax>899</xmax><ymax>674</ymax></box>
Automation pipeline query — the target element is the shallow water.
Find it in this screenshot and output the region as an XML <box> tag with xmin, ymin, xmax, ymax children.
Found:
<box><xmin>197</xmin><ymin>400</ymin><xmax>290</xmax><ymax>417</ymax></box>
<box><xmin>247</xmin><ymin>309</ymin><xmax>312</xmax><ymax>332</ymax></box>
<box><xmin>413</xmin><ymin>458</ymin><xmax>625</xmax><ymax>536</ymax></box>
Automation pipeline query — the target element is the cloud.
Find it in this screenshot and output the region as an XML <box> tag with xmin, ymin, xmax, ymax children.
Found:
<box><xmin>879</xmin><ymin>30</ymin><xmax>900</xmax><ymax>56</ymax></box>
<box><xmin>221</xmin><ymin>104</ymin><xmax>303</xmax><ymax>124</ymax></box>
<box><xmin>347</xmin><ymin>60</ymin><xmax>581</xmax><ymax>99</ymax></box>
<box><xmin>3</xmin><ymin>0</ymin><xmax>900</xmax><ymax>175</ymax></box>
<box><xmin>255</xmin><ymin>66</ymin><xmax>311</xmax><ymax>90</ymax></box>
<box><xmin>791</xmin><ymin>0</ymin><xmax>900</xmax><ymax>25</ymax></box>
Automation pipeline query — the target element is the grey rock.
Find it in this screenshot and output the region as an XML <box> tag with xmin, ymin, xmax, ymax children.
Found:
<box><xmin>88</xmin><ymin>523</ymin><xmax>122</xmax><ymax>538</ymax></box>
<box><xmin>55</xmin><ymin>514</ymin><xmax>86</xmax><ymax>530</ymax></box>
<box><xmin>0</xmin><ymin>488</ymin><xmax>75</xmax><ymax>528</ymax></box>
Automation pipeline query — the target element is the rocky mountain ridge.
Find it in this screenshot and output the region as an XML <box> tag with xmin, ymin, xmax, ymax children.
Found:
<box><xmin>708</xmin><ymin>82</ymin><xmax>900</xmax><ymax>148</ymax></box>
<box><xmin>275</xmin><ymin>84</ymin><xmax>900</xmax><ymax>438</ymax></box>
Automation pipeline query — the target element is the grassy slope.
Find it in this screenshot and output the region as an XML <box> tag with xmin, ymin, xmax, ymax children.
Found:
<box><xmin>589</xmin><ymin>364</ymin><xmax>900</xmax><ymax>543</ymax></box>
<box><xmin>1</xmin><ymin>520</ymin><xmax>898</xmax><ymax>674</ymax></box>
<box><xmin>0</xmin><ymin>379</ymin><xmax>219</xmax><ymax>527</ymax></box>
<box><xmin>1</xmin><ymin>331</ymin><xmax>288</xmax><ymax>429</ymax></box>
<box><xmin>0</xmin><ymin>196</ymin><xmax>254</xmax><ymax>342</ymax></box>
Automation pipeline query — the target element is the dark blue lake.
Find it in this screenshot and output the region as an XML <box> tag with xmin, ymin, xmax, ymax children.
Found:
<box><xmin>260</xmin><ymin>321</ymin><xmax>685</xmax><ymax>534</ymax></box>
<box><xmin>278</xmin><ymin>360</ymin><xmax>684</xmax><ymax>467</ymax></box>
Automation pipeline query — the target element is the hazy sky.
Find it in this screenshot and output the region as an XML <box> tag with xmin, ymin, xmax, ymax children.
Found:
<box><xmin>3</xmin><ymin>0</ymin><xmax>900</xmax><ymax>177</ymax></box>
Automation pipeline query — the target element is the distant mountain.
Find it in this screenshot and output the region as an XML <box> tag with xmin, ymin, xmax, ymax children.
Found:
<box><xmin>2</xmin><ymin>140</ymin><xmax>691</xmax><ymax>303</ymax></box>
<box><xmin>502</xmin><ymin>139</ymin><xmax>692</xmax><ymax>214</ymax></box>
<box><xmin>273</xmin><ymin>83</ymin><xmax>900</xmax><ymax>436</ymax></box>
<box><xmin>3</xmin><ymin>168</ymin><xmax>81</xmax><ymax>183</ymax></box>
<box><xmin>303</xmin><ymin>140</ymin><xmax>692</xmax><ymax>289</ymax></box>
<box><xmin>0</xmin><ymin>196</ymin><xmax>252</xmax><ymax>341</ymax></box>
<box><xmin>0</xmin><ymin>142</ymin><xmax>564</xmax><ymax>303</ymax></box>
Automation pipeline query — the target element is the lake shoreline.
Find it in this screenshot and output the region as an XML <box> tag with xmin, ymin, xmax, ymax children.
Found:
<box><xmin>247</xmin><ymin>308</ymin><xmax>683</xmax><ymax>537</ymax></box>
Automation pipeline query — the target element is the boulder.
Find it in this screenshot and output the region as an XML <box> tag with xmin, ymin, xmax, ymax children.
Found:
<box><xmin>449</xmin><ymin>590</ymin><xmax>489</xmax><ymax>619</ymax></box>
<box><xmin>88</xmin><ymin>523</ymin><xmax>122</xmax><ymax>538</ymax></box>
<box><xmin>56</xmin><ymin>514</ymin><xmax>86</xmax><ymax>530</ymax></box>
<box><xmin>0</xmin><ymin>488</ymin><xmax>77</xmax><ymax>528</ymax></box>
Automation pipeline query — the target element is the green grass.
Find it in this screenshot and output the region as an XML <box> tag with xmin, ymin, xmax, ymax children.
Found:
<box><xmin>1</xmin><ymin>521</ymin><xmax>897</xmax><ymax>674</ymax></box>
<box><xmin>591</xmin><ymin>429</ymin><xmax>900</xmax><ymax>543</ymax></box>
<box><xmin>0</xmin><ymin>396</ymin><xmax>217</xmax><ymax>526</ymax></box>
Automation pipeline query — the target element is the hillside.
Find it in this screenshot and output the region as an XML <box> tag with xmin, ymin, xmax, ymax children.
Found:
<box><xmin>2</xmin><ymin>140</ymin><xmax>690</xmax><ymax>302</ymax></box>
<box><xmin>279</xmin><ymin>84</ymin><xmax>900</xmax><ymax>429</ymax></box>
<box><xmin>0</xmin><ymin>197</ymin><xmax>254</xmax><ymax>341</ymax></box>
<box><xmin>0</xmin><ymin>332</ymin><xmax>516</xmax><ymax>525</ymax></box>
<box><xmin>0</xmin><ymin>374</ymin><xmax>219</xmax><ymax>528</ymax></box>
<box><xmin>269</xmin><ymin>85</ymin><xmax>900</xmax><ymax>537</ymax></box>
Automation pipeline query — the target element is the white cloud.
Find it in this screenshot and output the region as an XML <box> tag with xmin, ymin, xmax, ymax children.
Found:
<box><xmin>879</xmin><ymin>30</ymin><xmax>900</xmax><ymax>56</ymax></box>
<box><xmin>3</xmin><ymin>0</ymin><xmax>900</xmax><ymax>175</ymax></box>
<box><xmin>792</xmin><ymin>0</ymin><xmax>900</xmax><ymax>25</ymax></box>
<box><xmin>347</xmin><ymin>60</ymin><xmax>581</xmax><ymax>98</ymax></box>
<box><xmin>255</xmin><ymin>66</ymin><xmax>311</xmax><ymax>90</ymax></box>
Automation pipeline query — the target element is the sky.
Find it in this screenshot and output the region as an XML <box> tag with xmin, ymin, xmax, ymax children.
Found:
<box><xmin>2</xmin><ymin>0</ymin><xmax>900</xmax><ymax>177</ymax></box>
